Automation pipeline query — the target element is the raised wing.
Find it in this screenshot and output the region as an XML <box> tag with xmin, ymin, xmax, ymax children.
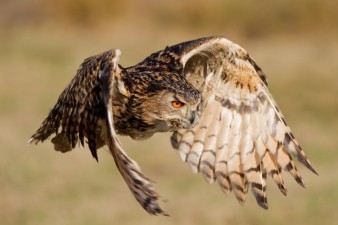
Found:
<box><xmin>170</xmin><ymin>36</ymin><xmax>317</xmax><ymax>209</ymax></box>
<box><xmin>29</xmin><ymin>50</ymin><xmax>115</xmax><ymax>160</ymax></box>
<box><xmin>29</xmin><ymin>49</ymin><xmax>166</xmax><ymax>215</ymax></box>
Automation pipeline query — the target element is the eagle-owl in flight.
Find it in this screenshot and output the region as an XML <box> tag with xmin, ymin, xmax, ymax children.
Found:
<box><xmin>29</xmin><ymin>36</ymin><xmax>317</xmax><ymax>216</ymax></box>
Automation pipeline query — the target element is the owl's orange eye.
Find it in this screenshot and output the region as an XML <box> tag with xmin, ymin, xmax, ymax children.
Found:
<box><xmin>171</xmin><ymin>101</ymin><xmax>184</xmax><ymax>108</ymax></box>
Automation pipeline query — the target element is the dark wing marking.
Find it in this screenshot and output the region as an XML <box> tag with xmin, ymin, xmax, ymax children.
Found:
<box><xmin>169</xmin><ymin>36</ymin><xmax>317</xmax><ymax>209</ymax></box>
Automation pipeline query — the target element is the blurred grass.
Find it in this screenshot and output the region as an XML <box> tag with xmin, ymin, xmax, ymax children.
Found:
<box><xmin>0</xmin><ymin>1</ymin><xmax>338</xmax><ymax>225</ymax></box>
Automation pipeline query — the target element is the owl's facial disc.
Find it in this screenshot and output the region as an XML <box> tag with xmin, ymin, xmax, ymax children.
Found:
<box><xmin>142</xmin><ymin>90</ymin><xmax>200</xmax><ymax>132</ymax></box>
<box><xmin>164</xmin><ymin>93</ymin><xmax>199</xmax><ymax>129</ymax></box>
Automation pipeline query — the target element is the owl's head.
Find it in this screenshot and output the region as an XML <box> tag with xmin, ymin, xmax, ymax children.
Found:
<box><xmin>147</xmin><ymin>89</ymin><xmax>201</xmax><ymax>130</ymax></box>
<box><xmin>123</xmin><ymin>65</ymin><xmax>202</xmax><ymax>134</ymax></box>
<box><xmin>129</xmin><ymin>82</ymin><xmax>201</xmax><ymax>132</ymax></box>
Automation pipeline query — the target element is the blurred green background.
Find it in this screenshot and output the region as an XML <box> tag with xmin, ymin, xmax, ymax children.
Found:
<box><xmin>1</xmin><ymin>0</ymin><xmax>338</xmax><ymax>225</ymax></box>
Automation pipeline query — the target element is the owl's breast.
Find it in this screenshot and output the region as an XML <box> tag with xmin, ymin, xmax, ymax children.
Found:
<box><xmin>113</xmin><ymin>114</ymin><xmax>158</xmax><ymax>140</ymax></box>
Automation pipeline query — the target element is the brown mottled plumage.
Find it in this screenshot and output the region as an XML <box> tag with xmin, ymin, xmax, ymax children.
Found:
<box><xmin>29</xmin><ymin>36</ymin><xmax>317</xmax><ymax>215</ymax></box>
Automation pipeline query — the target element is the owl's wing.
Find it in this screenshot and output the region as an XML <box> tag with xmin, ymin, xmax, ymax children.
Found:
<box><xmin>29</xmin><ymin>50</ymin><xmax>115</xmax><ymax>159</ymax></box>
<box><xmin>170</xmin><ymin>37</ymin><xmax>317</xmax><ymax>209</ymax></box>
<box><xmin>29</xmin><ymin>50</ymin><xmax>166</xmax><ymax>216</ymax></box>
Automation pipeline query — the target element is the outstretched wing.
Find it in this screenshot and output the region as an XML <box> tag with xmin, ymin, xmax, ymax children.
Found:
<box><xmin>29</xmin><ymin>50</ymin><xmax>166</xmax><ymax>216</ymax></box>
<box><xmin>170</xmin><ymin>36</ymin><xmax>317</xmax><ymax>209</ymax></box>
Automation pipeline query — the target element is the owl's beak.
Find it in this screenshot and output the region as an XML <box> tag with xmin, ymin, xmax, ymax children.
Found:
<box><xmin>189</xmin><ymin>111</ymin><xmax>196</xmax><ymax>125</ymax></box>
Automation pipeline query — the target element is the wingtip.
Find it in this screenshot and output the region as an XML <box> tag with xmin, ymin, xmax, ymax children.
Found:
<box><xmin>279</xmin><ymin>184</ymin><xmax>288</xmax><ymax>196</ymax></box>
<box><xmin>157</xmin><ymin>209</ymin><xmax>170</xmax><ymax>217</ymax></box>
<box><xmin>308</xmin><ymin>165</ymin><xmax>319</xmax><ymax>176</ymax></box>
<box><xmin>253</xmin><ymin>193</ymin><xmax>268</xmax><ymax>210</ymax></box>
<box><xmin>114</xmin><ymin>49</ymin><xmax>121</xmax><ymax>57</ymax></box>
<box><xmin>28</xmin><ymin>138</ymin><xmax>33</xmax><ymax>144</ymax></box>
<box><xmin>146</xmin><ymin>203</ymin><xmax>169</xmax><ymax>216</ymax></box>
<box><xmin>293</xmin><ymin>144</ymin><xmax>319</xmax><ymax>176</ymax></box>
<box><xmin>93</xmin><ymin>154</ymin><xmax>99</xmax><ymax>163</ymax></box>
<box><xmin>28</xmin><ymin>137</ymin><xmax>37</xmax><ymax>145</ymax></box>
<box><xmin>295</xmin><ymin>176</ymin><xmax>306</xmax><ymax>189</ymax></box>
<box><xmin>259</xmin><ymin>201</ymin><xmax>269</xmax><ymax>210</ymax></box>
<box><xmin>298</xmin><ymin>156</ymin><xmax>319</xmax><ymax>176</ymax></box>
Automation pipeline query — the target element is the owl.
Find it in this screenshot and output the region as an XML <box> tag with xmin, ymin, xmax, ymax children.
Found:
<box><xmin>29</xmin><ymin>36</ymin><xmax>317</xmax><ymax>216</ymax></box>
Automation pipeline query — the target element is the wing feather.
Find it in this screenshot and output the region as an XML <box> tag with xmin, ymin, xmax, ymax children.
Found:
<box><xmin>226</xmin><ymin>109</ymin><xmax>247</xmax><ymax>204</ymax></box>
<box><xmin>215</xmin><ymin>108</ymin><xmax>232</xmax><ymax>194</ymax></box>
<box><xmin>29</xmin><ymin>50</ymin><xmax>112</xmax><ymax>159</ymax></box>
<box><xmin>187</xmin><ymin>101</ymin><xmax>214</xmax><ymax>173</ymax></box>
<box><xmin>199</xmin><ymin>103</ymin><xmax>222</xmax><ymax>183</ymax></box>
<box><xmin>170</xmin><ymin>36</ymin><xmax>317</xmax><ymax>209</ymax></box>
